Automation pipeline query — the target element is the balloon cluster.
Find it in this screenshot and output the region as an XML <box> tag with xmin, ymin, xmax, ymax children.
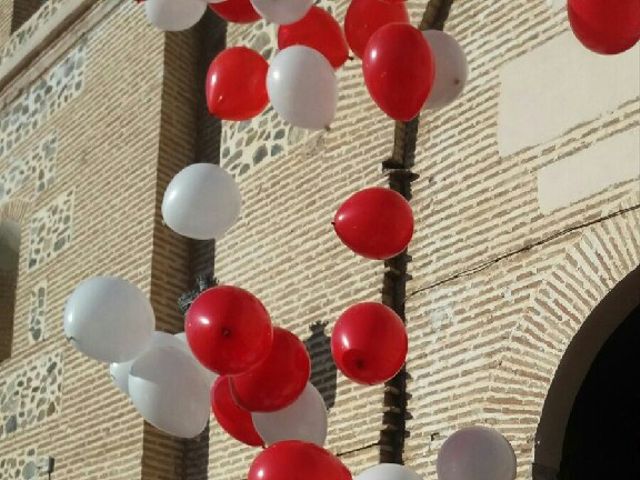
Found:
<box><xmin>140</xmin><ymin>0</ymin><xmax>468</xmax><ymax>127</ymax></box>
<box><xmin>62</xmin><ymin>1</ymin><xmax>528</xmax><ymax>478</ymax></box>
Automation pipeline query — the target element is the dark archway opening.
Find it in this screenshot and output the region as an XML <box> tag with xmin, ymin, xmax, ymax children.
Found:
<box><xmin>11</xmin><ymin>0</ymin><xmax>43</xmax><ymax>33</ymax></box>
<box><xmin>558</xmin><ymin>304</ymin><xmax>640</xmax><ymax>479</ymax></box>
<box><xmin>0</xmin><ymin>219</ymin><xmax>21</xmax><ymax>363</ymax></box>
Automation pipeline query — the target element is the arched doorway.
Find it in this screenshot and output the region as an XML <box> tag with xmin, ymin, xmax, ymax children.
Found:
<box><xmin>558</xmin><ymin>303</ymin><xmax>640</xmax><ymax>478</ymax></box>
<box><xmin>534</xmin><ymin>265</ymin><xmax>640</xmax><ymax>479</ymax></box>
<box><xmin>0</xmin><ymin>219</ymin><xmax>21</xmax><ymax>362</ymax></box>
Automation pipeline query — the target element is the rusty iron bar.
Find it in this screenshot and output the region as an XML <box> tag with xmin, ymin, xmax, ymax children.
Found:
<box><xmin>378</xmin><ymin>0</ymin><xmax>455</xmax><ymax>465</ymax></box>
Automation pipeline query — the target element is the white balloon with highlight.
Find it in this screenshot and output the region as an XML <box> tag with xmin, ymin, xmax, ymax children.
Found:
<box><xmin>437</xmin><ymin>427</ymin><xmax>517</xmax><ymax>480</ymax></box>
<box><xmin>267</xmin><ymin>46</ymin><xmax>338</xmax><ymax>130</ymax></box>
<box><xmin>250</xmin><ymin>0</ymin><xmax>314</xmax><ymax>25</ymax></box>
<box><xmin>162</xmin><ymin>163</ymin><xmax>241</xmax><ymax>241</ymax></box>
<box><xmin>129</xmin><ymin>345</ymin><xmax>210</xmax><ymax>438</ymax></box>
<box><xmin>64</xmin><ymin>276</ymin><xmax>155</xmax><ymax>363</ymax></box>
<box><xmin>357</xmin><ymin>464</ymin><xmax>423</xmax><ymax>480</ymax></box>
<box><xmin>144</xmin><ymin>0</ymin><xmax>208</xmax><ymax>31</ymax></box>
<box><xmin>109</xmin><ymin>331</ymin><xmax>185</xmax><ymax>395</ymax></box>
<box><xmin>252</xmin><ymin>383</ymin><xmax>328</xmax><ymax>446</ymax></box>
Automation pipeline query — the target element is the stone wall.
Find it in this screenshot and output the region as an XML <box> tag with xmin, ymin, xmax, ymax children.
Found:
<box><xmin>0</xmin><ymin>1</ymin><xmax>205</xmax><ymax>479</ymax></box>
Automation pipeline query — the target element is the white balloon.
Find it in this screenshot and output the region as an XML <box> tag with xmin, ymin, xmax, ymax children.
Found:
<box><xmin>64</xmin><ymin>276</ymin><xmax>155</xmax><ymax>363</ymax></box>
<box><xmin>250</xmin><ymin>0</ymin><xmax>313</xmax><ymax>25</ymax></box>
<box><xmin>144</xmin><ymin>0</ymin><xmax>208</xmax><ymax>32</ymax></box>
<box><xmin>129</xmin><ymin>345</ymin><xmax>210</xmax><ymax>438</ymax></box>
<box><xmin>109</xmin><ymin>361</ymin><xmax>131</xmax><ymax>394</ymax></box>
<box><xmin>267</xmin><ymin>46</ymin><xmax>338</xmax><ymax>130</ymax></box>
<box><xmin>252</xmin><ymin>383</ymin><xmax>328</xmax><ymax>446</ymax></box>
<box><xmin>109</xmin><ymin>332</ymin><xmax>185</xmax><ymax>395</ymax></box>
<box><xmin>162</xmin><ymin>163</ymin><xmax>241</xmax><ymax>241</ymax></box>
<box><xmin>423</xmin><ymin>30</ymin><xmax>468</xmax><ymax>110</ymax></box>
<box><xmin>175</xmin><ymin>332</ymin><xmax>219</xmax><ymax>386</ymax></box>
<box><xmin>437</xmin><ymin>427</ymin><xmax>517</xmax><ymax>480</ymax></box>
<box><xmin>357</xmin><ymin>464</ymin><xmax>423</xmax><ymax>480</ymax></box>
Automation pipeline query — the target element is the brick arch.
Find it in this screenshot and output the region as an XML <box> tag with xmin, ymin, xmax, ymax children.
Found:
<box><xmin>483</xmin><ymin>208</ymin><xmax>640</xmax><ymax>478</ymax></box>
<box><xmin>0</xmin><ymin>198</ymin><xmax>31</xmax><ymax>224</ymax></box>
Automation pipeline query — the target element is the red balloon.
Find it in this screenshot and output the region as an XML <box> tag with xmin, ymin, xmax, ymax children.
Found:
<box><xmin>211</xmin><ymin>377</ymin><xmax>264</xmax><ymax>447</ymax></box>
<box><xmin>248</xmin><ymin>441</ymin><xmax>352</xmax><ymax>480</ymax></box>
<box><xmin>568</xmin><ymin>0</ymin><xmax>640</xmax><ymax>54</ymax></box>
<box><xmin>344</xmin><ymin>0</ymin><xmax>409</xmax><ymax>59</ymax></box>
<box><xmin>209</xmin><ymin>0</ymin><xmax>261</xmax><ymax>23</ymax></box>
<box><xmin>333</xmin><ymin>187</ymin><xmax>413</xmax><ymax>260</ymax></box>
<box><xmin>206</xmin><ymin>47</ymin><xmax>268</xmax><ymax>121</ymax></box>
<box><xmin>278</xmin><ymin>7</ymin><xmax>349</xmax><ymax>69</ymax></box>
<box><xmin>230</xmin><ymin>327</ymin><xmax>310</xmax><ymax>412</ymax></box>
<box><xmin>331</xmin><ymin>302</ymin><xmax>407</xmax><ymax>385</ymax></box>
<box><xmin>363</xmin><ymin>23</ymin><xmax>435</xmax><ymax>121</ymax></box>
<box><xmin>185</xmin><ymin>285</ymin><xmax>273</xmax><ymax>375</ymax></box>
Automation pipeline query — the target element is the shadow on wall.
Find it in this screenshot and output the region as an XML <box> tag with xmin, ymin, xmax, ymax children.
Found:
<box><xmin>304</xmin><ymin>321</ymin><xmax>337</xmax><ymax>410</ymax></box>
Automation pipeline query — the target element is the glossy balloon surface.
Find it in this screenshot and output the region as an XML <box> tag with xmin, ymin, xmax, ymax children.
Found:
<box><xmin>212</xmin><ymin>376</ymin><xmax>264</xmax><ymax>447</ymax></box>
<box><xmin>110</xmin><ymin>331</ymin><xmax>184</xmax><ymax>395</ymax></box>
<box><xmin>331</xmin><ymin>302</ymin><xmax>408</xmax><ymax>385</ymax></box>
<box><xmin>267</xmin><ymin>46</ymin><xmax>338</xmax><ymax>130</ymax></box>
<box><xmin>63</xmin><ymin>276</ymin><xmax>155</xmax><ymax>363</ymax></box>
<box><xmin>162</xmin><ymin>163</ymin><xmax>241</xmax><ymax>241</ymax></box>
<box><xmin>363</xmin><ymin>23</ymin><xmax>435</xmax><ymax>121</ymax></box>
<box><xmin>344</xmin><ymin>0</ymin><xmax>409</xmax><ymax>58</ymax></box>
<box><xmin>423</xmin><ymin>30</ymin><xmax>468</xmax><ymax>110</ymax></box>
<box><xmin>252</xmin><ymin>382</ymin><xmax>328</xmax><ymax>446</ymax></box>
<box><xmin>206</xmin><ymin>47</ymin><xmax>269</xmax><ymax>121</ymax></box>
<box><xmin>129</xmin><ymin>345</ymin><xmax>210</xmax><ymax>438</ymax></box>
<box><xmin>357</xmin><ymin>464</ymin><xmax>423</xmax><ymax>480</ymax></box>
<box><xmin>144</xmin><ymin>0</ymin><xmax>207</xmax><ymax>31</ymax></box>
<box><xmin>278</xmin><ymin>7</ymin><xmax>349</xmax><ymax>69</ymax></box>
<box><xmin>209</xmin><ymin>0</ymin><xmax>261</xmax><ymax>23</ymax></box>
<box><xmin>251</xmin><ymin>0</ymin><xmax>313</xmax><ymax>25</ymax></box>
<box><xmin>185</xmin><ymin>285</ymin><xmax>273</xmax><ymax>375</ymax></box>
<box><xmin>248</xmin><ymin>441</ymin><xmax>352</xmax><ymax>480</ymax></box>
<box><xmin>333</xmin><ymin>187</ymin><xmax>413</xmax><ymax>260</ymax></box>
<box><xmin>437</xmin><ymin>427</ymin><xmax>517</xmax><ymax>480</ymax></box>
<box><xmin>568</xmin><ymin>0</ymin><xmax>640</xmax><ymax>54</ymax></box>
<box><xmin>231</xmin><ymin>327</ymin><xmax>310</xmax><ymax>412</ymax></box>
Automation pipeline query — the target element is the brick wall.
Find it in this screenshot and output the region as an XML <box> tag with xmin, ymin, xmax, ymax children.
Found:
<box><xmin>211</xmin><ymin>1</ymin><xmax>639</xmax><ymax>480</ymax></box>
<box><xmin>0</xmin><ymin>1</ymin><xmax>195</xmax><ymax>479</ymax></box>
<box><xmin>0</xmin><ymin>0</ymin><xmax>637</xmax><ymax>479</ymax></box>
<box><xmin>0</xmin><ymin>0</ymin><xmax>12</xmax><ymax>45</ymax></box>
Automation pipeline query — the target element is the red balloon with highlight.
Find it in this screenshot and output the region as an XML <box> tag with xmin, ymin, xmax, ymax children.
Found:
<box><xmin>231</xmin><ymin>327</ymin><xmax>310</xmax><ymax>412</ymax></box>
<box><xmin>333</xmin><ymin>187</ymin><xmax>413</xmax><ymax>260</ymax></box>
<box><xmin>211</xmin><ymin>377</ymin><xmax>263</xmax><ymax>447</ymax></box>
<box><xmin>278</xmin><ymin>6</ymin><xmax>349</xmax><ymax>69</ymax></box>
<box><xmin>209</xmin><ymin>0</ymin><xmax>261</xmax><ymax>23</ymax></box>
<box><xmin>206</xmin><ymin>47</ymin><xmax>269</xmax><ymax>121</ymax></box>
<box><xmin>331</xmin><ymin>302</ymin><xmax>408</xmax><ymax>385</ymax></box>
<box><xmin>344</xmin><ymin>0</ymin><xmax>409</xmax><ymax>58</ymax></box>
<box><xmin>568</xmin><ymin>0</ymin><xmax>640</xmax><ymax>54</ymax></box>
<box><xmin>248</xmin><ymin>441</ymin><xmax>352</xmax><ymax>480</ymax></box>
<box><xmin>185</xmin><ymin>285</ymin><xmax>273</xmax><ymax>376</ymax></box>
<box><xmin>363</xmin><ymin>23</ymin><xmax>435</xmax><ymax>121</ymax></box>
